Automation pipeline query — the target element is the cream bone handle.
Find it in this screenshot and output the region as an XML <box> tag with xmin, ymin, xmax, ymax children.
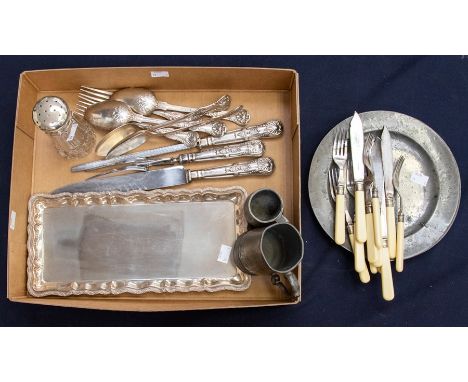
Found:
<box><xmin>177</xmin><ymin>140</ymin><xmax>265</xmax><ymax>163</ymax></box>
<box><xmin>386</xmin><ymin>196</ymin><xmax>397</xmax><ymax>260</ymax></box>
<box><xmin>190</xmin><ymin>157</ymin><xmax>274</xmax><ymax>180</ymax></box>
<box><xmin>334</xmin><ymin>188</ymin><xmax>346</xmax><ymax>245</ymax></box>
<box><xmin>354</xmin><ymin>181</ymin><xmax>367</xmax><ymax>243</ymax></box>
<box><xmin>396</xmin><ymin>213</ymin><xmax>405</xmax><ymax>272</ymax></box>
<box><xmin>198</xmin><ymin>120</ymin><xmax>283</xmax><ymax>147</ymax></box>
<box><xmin>371</xmin><ymin>189</ymin><xmax>383</xmax><ymax>249</ymax></box>
<box><xmin>365</xmin><ymin>203</ymin><xmax>376</xmax><ymax>264</ymax></box>
<box><xmin>380</xmin><ymin>238</ymin><xmax>395</xmax><ymax>301</ymax></box>
<box><xmin>348</xmin><ymin>224</ymin><xmax>370</xmax><ymax>283</ymax></box>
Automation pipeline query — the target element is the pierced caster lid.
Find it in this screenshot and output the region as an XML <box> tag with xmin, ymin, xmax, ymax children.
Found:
<box><xmin>32</xmin><ymin>96</ymin><xmax>70</xmax><ymax>132</ymax></box>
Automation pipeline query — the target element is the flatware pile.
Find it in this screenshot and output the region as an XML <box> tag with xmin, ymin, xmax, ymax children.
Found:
<box><xmin>329</xmin><ymin>112</ymin><xmax>405</xmax><ymax>301</ymax></box>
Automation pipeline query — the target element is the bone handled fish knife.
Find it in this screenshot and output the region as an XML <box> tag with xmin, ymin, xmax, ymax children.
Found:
<box><xmin>349</xmin><ymin>112</ymin><xmax>367</xmax><ymax>243</ymax></box>
<box><xmin>381</xmin><ymin>127</ymin><xmax>396</xmax><ymax>260</ymax></box>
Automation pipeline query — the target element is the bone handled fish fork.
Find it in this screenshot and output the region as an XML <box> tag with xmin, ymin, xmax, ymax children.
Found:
<box><xmin>393</xmin><ymin>155</ymin><xmax>405</xmax><ymax>272</ymax></box>
<box><xmin>345</xmin><ymin>164</ymin><xmax>369</xmax><ymax>275</ymax></box>
<box><xmin>329</xmin><ymin>168</ymin><xmax>369</xmax><ymax>283</ymax></box>
<box><xmin>332</xmin><ymin>127</ymin><xmax>347</xmax><ymax>245</ymax></box>
<box><xmin>78</xmin><ymin>86</ymin><xmax>250</xmax><ymax>126</ymax></box>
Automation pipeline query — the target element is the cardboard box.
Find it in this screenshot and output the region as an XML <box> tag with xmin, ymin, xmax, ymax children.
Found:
<box><xmin>8</xmin><ymin>66</ymin><xmax>301</xmax><ymax>311</ymax></box>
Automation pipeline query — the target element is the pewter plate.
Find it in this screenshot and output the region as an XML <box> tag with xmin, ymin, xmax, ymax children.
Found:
<box><xmin>27</xmin><ymin>187</ymin><xmax>250</xmax><ymax>296</ymax></box>
<box><xmin>308</xmin><ymin>111</ymin><xmax>460</xmax><ymax>258</ymax></box>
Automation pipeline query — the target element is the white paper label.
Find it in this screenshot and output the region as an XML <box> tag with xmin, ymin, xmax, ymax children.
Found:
<box><xmin>217</xmin><ymin>244</ymin><xmax>232</xmax><ymax>264</ymax></box>
<box><xmin>9</xmin><ymin>211</ymin><xmax>16</xmax><ymax>230</ymax></box>
<box><xmin>66</xmin><ymin>122</ymin><xmax>78</xmax><ymax>142</ymax></box>
<box><xmin>411</xmin><ymin>172</ymin><xmax>429</xmax><ymax>187</ymax></box>
<box><xmin>151</xmin><ymin>71</ymin><xmax>170</xmax><ymax>78</ymax></box>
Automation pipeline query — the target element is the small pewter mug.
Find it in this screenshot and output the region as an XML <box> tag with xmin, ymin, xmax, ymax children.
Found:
<box><xmin>233</xmin><ymin>222</ymin><xmax>303</xmax><ymax>298</ymax></box>
<box><xmin>245</xmin><ymin>188</ymin><xmax>287</xmax><ymax>226</ymax></box>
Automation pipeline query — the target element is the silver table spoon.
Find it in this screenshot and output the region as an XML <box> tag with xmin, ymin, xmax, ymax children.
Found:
<box><xmin>84</xmin><ymin>95</ymin><xmax>231</xmax><ymax>131</ymax></box>
<box><xmin>80</xmin><ymin>86</ymin><xmax>249</xmax><ymax>125</ymax></box>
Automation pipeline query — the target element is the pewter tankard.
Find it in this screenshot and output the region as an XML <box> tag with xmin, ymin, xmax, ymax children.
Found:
<box><xmin>233</xmin><ymin>222</ymin><xmax>303</xmax><ymax>298</ymax></box>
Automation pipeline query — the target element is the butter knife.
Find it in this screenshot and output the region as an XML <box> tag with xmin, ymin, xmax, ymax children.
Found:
<box><xmin>349</xmin><ymin>112</ymin><xmax>367</xmax><ymax>243</ymax></box>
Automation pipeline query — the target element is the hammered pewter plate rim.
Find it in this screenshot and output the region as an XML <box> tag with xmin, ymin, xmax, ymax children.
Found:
<box><xmin>308</xmin><ymin>110</ymin><xmax>461</xmax><ymax>259</ymax></box>
<box><xmin>27</xmin><ymin>187</ymin><xmax>250</xmax><ymax>297</ymax></box>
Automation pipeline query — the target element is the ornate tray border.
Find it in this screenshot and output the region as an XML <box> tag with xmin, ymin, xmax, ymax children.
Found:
<box><xmin>27</xmin><ymin>187</ymin><xmax>250</xmax><ymax>297</ymax></box>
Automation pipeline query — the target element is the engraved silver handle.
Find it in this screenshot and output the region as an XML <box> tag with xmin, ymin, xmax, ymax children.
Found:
<box><xmin>138</xmin><ymin>120</ymin><xmax>226</xmax><ymax>137</ymax></box>
<box><xmin>190</xmin><ymin>157</ymin><xmax>274</xmax><ymax>180</ymax></box>
<box><xmin>198</xmin><ymin>120</ymin><xmax>283</xmax><ymax>148</ymax></box>
<box><xmin>155</xmin><ymin>95</ymin><xmax>231</xmax><ymax>115</ymax></box>
<box><xmin>178</xmin><ymin>140</ymin><xmax>264</xmax><ymax>163</ymax></box>
<box><xmin>154</xmin><ymin>107</ymin><xmax>250</xmax><ymax>127</ymax></box>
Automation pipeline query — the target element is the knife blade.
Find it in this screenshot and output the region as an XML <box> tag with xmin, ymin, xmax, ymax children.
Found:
<box><xmin>71</xmin><ymin>120</ymin><xmax>283</xmax><ymax>173</ymax></box>
<box><xmin>54</xmin><ymin>158</ymin><xmax>274</xmax><ymax>194</ymax></box>
<box><xmin>350</xmin><ymin>112</ymin><xmax>367</xmax><ymax>243</ymax></box>
<box><xmin>381</xmin><ymin>127</ymin><xmax>394</xmax><ymax>199</ymax></box>
<box><xmin>381</xmin><ymin>127</ymin><xmax>396</xmax><ymax>260</ymax></box>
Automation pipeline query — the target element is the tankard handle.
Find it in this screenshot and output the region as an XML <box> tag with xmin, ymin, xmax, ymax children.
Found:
<box><xmin>271</xmin><ymin>271</ymin><xmax>300</xmax><ymax>300</ymax></box>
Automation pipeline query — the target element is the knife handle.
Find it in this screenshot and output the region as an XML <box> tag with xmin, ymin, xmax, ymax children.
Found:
<box><xmin>369</xmin><ymin>264</ymin><xmax>378</xmax><ymax>274</ymax></box>
<box><xmin>349</xmin><ymin>231</ymin><xmax>370</xmax><ymax>284</ymax></box>
<box><xmin>396</xmin><ymin>214</ymin><xmax>405</xmax><ymax>272</ymax></box>
<box><xmin>380</xmin><ymin>241</ymin><xmax>395</xmax><ymax>301</ymax></box>
<box><xmin>386</xmin><ymin>201</ymin><xmax>396</xmax><ymax>260</ymax></box>
<box><xmin>198</xmin><ymin>120</ymin><xmax>283</xmax><ymax>147</ymax></box>
<box><xmin>179</xmin><ymin>140</ymin><xmax>264</xmax><ymax>164</ymax></box>
<box><xmin>334</xmin><ymin>191</ymin><xmax>346</xmax><ymax>245</ymax></box>
<box><xmin>354</xmin><ymin>183</ymin><xmax>367</xmax><ymax>243</ymax></box>
<box><xmin>365</xmin><ymin>209</ymin><xmax>376</xmax><ymax>264</ymax></box>
<box><xmin>372</xmin><ymin>194</ymin><xmax>383</xmax><ymax>249</ymax></box>
<box><xmin>190</xmin><ymin>157</ymin><xmax>274</xmax><ymax>180</ymax></box>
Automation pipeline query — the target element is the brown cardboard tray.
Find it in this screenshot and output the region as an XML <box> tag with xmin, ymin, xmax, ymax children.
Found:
<box><xmin>8</xmin><ymin>66</ymin><xmax>301</xmax><ymax>311</ymax></box>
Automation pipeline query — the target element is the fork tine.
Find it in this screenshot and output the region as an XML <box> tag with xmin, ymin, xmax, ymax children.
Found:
<box><xmin>79</xmin><ymin>93</ymin><xmax>107</xmax><ymax>103</ymax></box>
<box><xmin>338</xmin><ymin>127</ymin><xmax>344</xmax><ymax>157</ymax></box>
<box><xmin>333</xmin><ymin>129</ymin><xmax>339</xmax><ymax>156</ymax></box>
<box><xmin>77</xmin><ymin>99</ymin><xmax>95</xmax><ymax>106</ymax></box>
<box><xmin>343</xmin><ymin>127</ymin><xmax>349</xmax><ymax>157</ymax></box>
<box><xmin>328</xmin><ymin>169</ymin><xmax>336</xmax><ymax>200</ymax></box>
<box><xmin>81</xmin><ymin>86</ymin><xmax>113</xmax><ymax>96</ymax></box>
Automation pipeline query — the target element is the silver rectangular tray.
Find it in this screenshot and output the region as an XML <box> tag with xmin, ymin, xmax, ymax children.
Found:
<box><xmin>27</xmin><ymin>187</ymin><xmax>250</xmax><ymax>296</ymax></box>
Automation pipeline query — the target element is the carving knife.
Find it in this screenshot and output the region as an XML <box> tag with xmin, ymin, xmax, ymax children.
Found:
<box><xmin>349</xmin><ymin>112</ymin><xmax>367</xmax><ymax>243</ymax></box>
<box><xmin>53</xmin><ymin>158</ymin><xmax>274</xmax><ymax>194</ymax></box>
<box><xmin>71</xmin><ymin>120</ymin><xmax>283</xmax><ymax>173</ymax></box>
<box><xmin>381</xmin><ymin>127</ymin><xmax>396</xmax><ymax>260</ymax></box>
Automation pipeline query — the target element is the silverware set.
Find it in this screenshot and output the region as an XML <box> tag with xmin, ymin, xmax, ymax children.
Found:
<box><xmin>36</xmin><ymin>86</ymin><xmax>283</xmax><ymax>192</ymax></box>
<box><xmin>329</xmin><ymin>112</ymin><xmax>405</xmax><ymax>301</ymax></box>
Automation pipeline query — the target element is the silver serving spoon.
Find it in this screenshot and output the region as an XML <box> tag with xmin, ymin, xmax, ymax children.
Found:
<box><xmin>80</xmin><ymin>87</ymin><xmax>250</xmax><ymax>125</ymax></box>
<box><xmin>84</xmin><ymin>95</ymin><xmax>231</xmax><ymax>131</ymax></box>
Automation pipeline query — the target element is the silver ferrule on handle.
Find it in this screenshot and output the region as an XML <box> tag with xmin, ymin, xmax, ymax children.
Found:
<box><xmin>178</xmin><ymin>140</ymin><xmax>264</xmax><ymax>163</ymax></box>
<box><xmin>355</xmin><ymin>181</ymin><xmax>365</xmax><ymax>191</ymax></box>
<box><xmin>198</xmin><ymin>120</ymin><xmax>283</xmax><ymax>148</ymax></box>
<box><xmin>189</xmin><ymin>157</ymin><xmax>274</xmax><ymax>180</ymax></box>
<box><xmin>385</xmin><ymin>195</ymin><xmax>394</xmax><ymax>207</ymax></box>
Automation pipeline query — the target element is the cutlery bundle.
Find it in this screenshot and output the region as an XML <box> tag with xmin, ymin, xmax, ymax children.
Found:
<box><xmin>329</xmin><ymin>112</ymin><xmax>406</xmax><ymax>301</ymax></box>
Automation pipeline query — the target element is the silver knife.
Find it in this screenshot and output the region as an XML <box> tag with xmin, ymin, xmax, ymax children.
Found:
<box><xmin>371</xmin><ymin>140</ymin><xmax>395</xmax><ymax>301</ymax></box>
<box><xmin>381</xmin><ymin>127</ymin><xmax>396</xmax><ymax>260</ymax></box>
<box><xmin>349</xmin><ymin>112</ymin><xmax>367</xmax><ymax>243</ymax></box>
<box><xmin>54</xmin><ymin>158</ymin><xmax>274</xmax><ymax>194</ymax></box>
<box><xmin>88</xmin><ymin>140</ymin><xmax>265</xmax><ymax>179</ymax></box>
<box><xmin>71</xmin><ymin>120</ymin><xmax>283</xmax><ymax>173</ymax></box>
